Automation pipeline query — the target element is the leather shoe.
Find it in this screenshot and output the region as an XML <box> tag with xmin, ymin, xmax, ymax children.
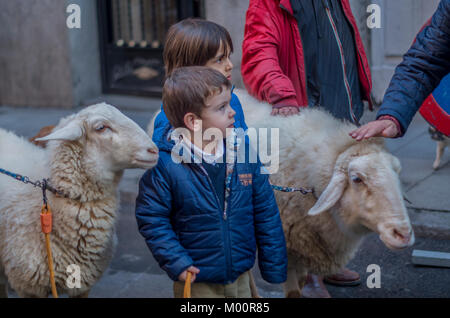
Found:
<box><xmin>324</xmin><ymin>267</ymin><xmax>361</xmax><ymax>286</ymax></box>
<box><xmin>301</xmin><ymin>274</ymin><xmax>331</xmax><ymax>298</ymax></box>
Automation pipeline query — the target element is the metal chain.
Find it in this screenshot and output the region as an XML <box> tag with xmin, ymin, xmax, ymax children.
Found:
<box><xmin>271</xmin><ymin>184</ymin><xmax>315</xmax><ymax>196</ymax></box>
<box><xmin>0</xmin><ymin>168</ymin><xmax>68</xmax><ymax>198</ymax></box>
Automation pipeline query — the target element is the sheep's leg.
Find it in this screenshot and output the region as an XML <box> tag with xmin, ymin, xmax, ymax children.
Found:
<box><xmin>16</xmin><ymin>290</ymin><xmax>42</xmax><ymax>298</ymax></box>
<box><xmin>0</xmin><ymin>285</ymin><xmax>7</xmax><ymax>298</ymax></box>
<box><xmin>433</xmin><ymin>141</ymin><xmax>446</xmax><ymax>170</ymax></box>
<box><xmin>296</xmin><ymin>270</ymin><xmax>308</xmax><ymax>294</ymax></box>
<box><xmin>71</xmin><ymin>290</ymin><xmax>90</xmax><ymax>298</ymax></box>
<box><xmin>248</xmin><ymin>272</ymin><xmax>260</xmax><ymax>298</ymax></box>
<box><xmin>284</xmin><ymin>257</ymin><xmax>303</xmax><ymax>298</ymax></box>
<box><xmin>0</xmin><ymin>270</ymin><xmax>8</xmax><ymax>298</ymax></box>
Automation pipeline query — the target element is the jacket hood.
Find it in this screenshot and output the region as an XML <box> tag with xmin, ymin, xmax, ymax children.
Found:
<box><xmin>154</xmin><ymin>122</ymin><xmax>176</xmax><ymax>153</ymax></box>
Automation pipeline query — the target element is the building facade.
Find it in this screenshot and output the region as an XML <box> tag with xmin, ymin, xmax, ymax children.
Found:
<box><xmin>0</xmin><ymin>0</ymin><xmax>440</xmax><ymax>108</ymax></box>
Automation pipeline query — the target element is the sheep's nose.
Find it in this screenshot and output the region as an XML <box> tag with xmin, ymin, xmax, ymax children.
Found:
<box><xmin>147</xmin><ymin>147</ymin><xmax>158</xmax><ymax>155</ymax></box>
<box><xmin>392</xmin><ymin>228</ymin><xmax>412</xmax><ymax>245</ymax></box>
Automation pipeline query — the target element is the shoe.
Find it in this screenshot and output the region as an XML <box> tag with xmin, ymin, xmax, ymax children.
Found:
<box><xmin>324</xmin><ymin>268</ymin><xmax>361</xmax><ymax>286</ymax></box>
<box><xmin>301</xmin><ymin>274</ymin><xmax>331</xmax><ymax>298</ymax></box>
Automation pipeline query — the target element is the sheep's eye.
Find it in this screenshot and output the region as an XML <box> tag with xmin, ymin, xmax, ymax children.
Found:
<box><xmin>95</xmin><ymin>125</ymin><xmax>109</xmax><ymax>133</ymax></box>
<box><xmin>351</xmin><ymin>176</ymin><xmax>363</xmax><ymax>183</ymax></box>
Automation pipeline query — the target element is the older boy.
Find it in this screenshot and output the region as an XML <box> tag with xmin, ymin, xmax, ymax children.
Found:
<box><xmin>135</xmin><ymin>66</ymin><xmax>287</xmax><ymax>298</ymax></box>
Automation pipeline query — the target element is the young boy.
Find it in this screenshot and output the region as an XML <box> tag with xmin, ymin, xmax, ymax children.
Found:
<box><xmin>135</xmin><ymin>66</ymin><xmax>287</xmax><ymax>298</ymax></box>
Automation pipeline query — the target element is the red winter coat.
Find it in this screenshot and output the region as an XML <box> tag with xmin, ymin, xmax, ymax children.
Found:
<box><xmin>241</xmin><ymin>0</ymin><xmax>373</xmax><ymax>110</ymax></box>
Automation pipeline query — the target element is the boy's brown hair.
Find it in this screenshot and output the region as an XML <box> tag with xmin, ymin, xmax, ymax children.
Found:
<box><xmin>162</xmin><ymin>66</ymin><xmax>231</xmax><ymax>129</ymax></box>
<box><xmin>163</xmin><ymin>19</ymin><xmax>233</xmax><ymax>76</ymax></box>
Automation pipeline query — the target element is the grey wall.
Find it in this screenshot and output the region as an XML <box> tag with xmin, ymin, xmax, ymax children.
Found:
<box><xmin>349</xmin><ymin>0</ymin><xmax>371</xmax><ymax>65</ymax></box>
<box><xmin>0</xmin><ymin>0</ymin><xmax>102</xmax><ymax>108</ymax></box>
<box><xmin>0</xmin><ymin>0</ymin><xmax>74</xmax><ymax>108</ymax></box>
<box><xmin>370</xmin><ymin>0</ymin><xmax>440</xmax><ymax>103</ymax></box>
<box><xmin>66</xmin><ymin>0</ymin><xmax>102</xmax><ymax>107</ymax></box>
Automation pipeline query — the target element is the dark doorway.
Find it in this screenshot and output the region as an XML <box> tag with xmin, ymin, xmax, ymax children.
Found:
<box><xmin>98</xmin><ymin>0</ymin><xmax>204</xmax><ymax>97</ymax></box>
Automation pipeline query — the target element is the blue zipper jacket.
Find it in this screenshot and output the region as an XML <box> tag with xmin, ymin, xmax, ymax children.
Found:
<box><xmin>135</xmin><ymin>108</ymin><xmax>287</xmax><ymax>284</ymax></box>
<box><xmin>377</xmin><ymin>0</ymin><xmax>450</xmax><ymax>133</ymax></box>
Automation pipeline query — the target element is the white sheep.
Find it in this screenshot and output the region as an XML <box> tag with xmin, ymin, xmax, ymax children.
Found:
<box><xmin>0</xmin><ymin>103</ymin><xmax>158</xmax><ymax>298</ymax></box>
<box><xmin>235</xmin><ymin>89</ymin><xmax>415</xmax><ymax>298</ymax></box>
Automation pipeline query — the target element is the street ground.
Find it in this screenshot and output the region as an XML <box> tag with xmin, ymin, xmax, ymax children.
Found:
<box><xmin>85</xmin><ymin>201</ymin><xmax>450</xmax><ymax>298</ymax></box>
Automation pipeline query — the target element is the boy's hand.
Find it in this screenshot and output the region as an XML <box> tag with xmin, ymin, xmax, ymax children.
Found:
<box><xmin>178</xmin><ymin>266</ymin><xmax>200</xmax><ymax>283</ymax></box>
<box><xmin>271</xmin><ymin>106</ymin><xmax>299</xmax><ymax>116</ymax></box>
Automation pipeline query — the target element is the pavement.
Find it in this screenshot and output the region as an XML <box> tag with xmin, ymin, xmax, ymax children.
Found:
<box><xmin>1</xmin><ymin>96</ymin><xmax>449</xmax><ymax>298</ymax></box>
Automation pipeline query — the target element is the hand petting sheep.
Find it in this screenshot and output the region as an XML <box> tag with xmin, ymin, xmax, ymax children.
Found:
<box><xmin>235</xmin><ymin>89</ymin><xmax>415</xmax><ymax>298</ymax></box>
<box><xmin>0</xmin><ymin>103</ymin><xmax>158</xmax><ymax>298</ymax></box>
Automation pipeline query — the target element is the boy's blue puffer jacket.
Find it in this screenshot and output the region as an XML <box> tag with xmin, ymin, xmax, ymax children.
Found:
<box><xmin>135</xmin><ymin>96</ymin><xmax>287</xmax><ymax>284</ymax></box>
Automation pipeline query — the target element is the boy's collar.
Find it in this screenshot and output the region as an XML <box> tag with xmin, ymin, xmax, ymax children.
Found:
<box><xmin>167</xmin><ymin>127</ymin><xmax>245</xmax><ymax>164</ymax></box>
<box><xmin>181</xmin><ymin>135</ymin><xmax>224</xmax><ymax>164</ymax></box>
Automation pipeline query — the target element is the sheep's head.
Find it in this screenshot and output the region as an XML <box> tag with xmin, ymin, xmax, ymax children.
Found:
<box><xmin>308</xmin><ymin>143</ymin><xmax>414</xmax><ymax>250</ymax></box>
<box><xmin>36</xmin><ymin>103</ymin><xmax>159</xmax><ymax>178</ymax></box>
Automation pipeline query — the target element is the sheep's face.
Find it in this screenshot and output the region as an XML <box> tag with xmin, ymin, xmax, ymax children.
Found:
<box><xmin>308</xmin><ymin>150</ymin><xmax>414</xmax><ymax>250</ymax></box>
<box><xmin>36</xmin><ymin>103</ymin><xmax>159</xmax><ymax>176</ymax></box>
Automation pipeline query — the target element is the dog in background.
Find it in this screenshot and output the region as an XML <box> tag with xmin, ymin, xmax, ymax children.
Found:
<box><xmin>429</xmin><ymin>126</ymin><xmax>449</xmax><ymax>170</ymax></box>
<box><xmin>29</xmin><ymin>125</ymin><xmax>55</xmax><ymax>148</ymax></box>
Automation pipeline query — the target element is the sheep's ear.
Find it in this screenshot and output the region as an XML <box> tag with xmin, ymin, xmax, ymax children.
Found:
<box><xmin>35</xmin><ymin>121</ymin><xmax>83</xmax><ymax>141</ymax></box>
<box><xmin>308</xmin><ymin>171</ymin><xmax>346</xmax><ymax>216</ymax></box>
<box><xmin>389</xmin><ymin>154</ymin><xmax>401</xmax><ymax>174</ymax></box>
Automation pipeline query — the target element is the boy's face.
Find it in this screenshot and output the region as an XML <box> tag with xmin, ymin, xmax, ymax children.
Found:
<box><xmin>204</xmin><ymin>42</ymin><xmax>233</xmax><ymax>82</ymax></box>
<box><xmin>200</xmin><ymin>87</ymin><xmax>235</xmax><ymax>138</ymax></box>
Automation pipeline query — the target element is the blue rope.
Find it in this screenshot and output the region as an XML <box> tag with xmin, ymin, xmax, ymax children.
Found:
<box><xmin>0</xmin><ymin>168</ymin><xmax>28</xmax><ymax>183</ymax></box>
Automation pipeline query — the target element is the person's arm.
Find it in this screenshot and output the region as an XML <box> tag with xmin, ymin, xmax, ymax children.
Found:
<box><xmin>135</xmin><ymin>162</ymin><xmax>194</xmax><ymax>281</ymax></box>
<box><xmin>252</xmin><ymin>160</ymin><xmax>287</xmax><ymax>284</ymax></box>
<box><xmin>351</xmin><ymin>0</ymin><xmax>450</xmax><ymax>140</ymax></box>
<box><xmin>241</xmin><ymin>3</ymin><xmax>300</xmax><ymax>114</ymax></box>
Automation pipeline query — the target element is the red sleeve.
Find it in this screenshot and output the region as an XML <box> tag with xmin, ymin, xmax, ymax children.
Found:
<box><xmin>241</xmin><ymin>5</ymin><xmax>299</xmax><ymax>108</ymax></box>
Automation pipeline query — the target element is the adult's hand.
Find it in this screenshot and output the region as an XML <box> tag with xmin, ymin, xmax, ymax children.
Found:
<box><xmin>271</xmin><ymin>106</ymin><xmax>299</xmax><ymax>116</ymax></box>
<box><xmin>349</xmin><ymin>119</ymin><xmax>399</xmax><ymax>141</ymax></box>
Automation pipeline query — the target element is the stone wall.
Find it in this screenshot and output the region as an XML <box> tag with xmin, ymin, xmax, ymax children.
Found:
<box><xmin>0</xmin><ymin>0</ymin><xmax>73</xmax><ymax>108</ymax></box>
<box><xmin>66</xmin><ymin>0</ymin><xmax>102</xmax><ymax>107</ymax></box>
<box><xmin>370</xmin><ymin>0</ymin><xmax>439</xmax><ymax>103</ymax></box>
<box><xmin>0</xmin><ymin>0</ymin><xmax>101</xmax><ymax>108</ymax></box>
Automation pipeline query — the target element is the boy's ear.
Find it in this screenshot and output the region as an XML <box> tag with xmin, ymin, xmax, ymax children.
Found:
<box><xmin>184</xmin><ymin>113</ymin><xmax>202</xmax><ymax>132</ymax></box>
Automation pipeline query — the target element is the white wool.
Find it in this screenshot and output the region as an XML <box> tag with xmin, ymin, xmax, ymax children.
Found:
<box><xmin>235</xmin><ymin>89</ymin><xmax>413</xmax><ymax>297</ymax></box>
<box><xmin>0</xmin><ymin>103</ymin><xmax>158</xmax><ymax>298</ymax></box>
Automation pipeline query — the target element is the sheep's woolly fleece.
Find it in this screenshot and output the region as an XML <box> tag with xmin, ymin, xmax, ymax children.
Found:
<box><xmin>235</xmin><ymin>89</ymin><xmax>388</xmax><ymax>275</ymax></box>
<box><xmin>0</xmin><ymin>103</ymin><xmax>157</xmax><ymax>297</ymax></box>
<box><xmin>0</xmin><ymin>128</ymin><xmax>116</xmax><ymax>297</ymax></box>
